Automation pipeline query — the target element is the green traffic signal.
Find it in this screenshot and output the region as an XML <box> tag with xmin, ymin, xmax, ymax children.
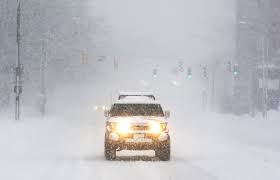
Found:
<box><xmin>202</xmin><ymin>66</ymin><xmax>208</xmax><ymax>79</ymax></box>
<box><xmin>233</xmin><ymin>64</ymin><xmax>240</xmax><ymax>76</ymax></box>
<box><xmin>227</xmin><ymin>61</ymin><xmax>232</xmax><ymax>72</ymax></box>
<box><xmin>153</xmin><ymin>68</ymin><xmax>158</xmax><ymax>78</ymax></box>
<box><xmin>187</xmin><ymin>67</ymin><xmax>192</xmax><ymax>79</ymax></box>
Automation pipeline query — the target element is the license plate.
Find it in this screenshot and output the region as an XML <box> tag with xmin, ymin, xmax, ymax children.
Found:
<box><xmin>134</xmin><ymin>134</ymin><xmax>145</xmax><ymax>139</ymax></box>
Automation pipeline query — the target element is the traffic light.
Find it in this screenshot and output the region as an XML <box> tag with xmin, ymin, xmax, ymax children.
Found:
<box><xmin>227</xmin><ymin>61</ymin><xmax>232</xmax><ymax>72</ymax></box>
<box><xmin>202</xmin><ymin>66</ymin><xmax>208</xmax><ymax>79</ymax></box>
<box><xmin>187</xmin><ymin>67</ymin><xmax>192</xmax><ymax>79</ymax></box>
<box><xmin>153</xmin><ymin>68</ymin><xmax>158</xmax><ymax>78</ymax></box>
<box><xmin>114</xmin><ymin>58</ymin><xmax>118</xmax><ymax>71</ymax></box>
<box><xmin>178</xmin><ymin>60</ymin><xmax>184</xmax><ymax>72</ymax></box>
<box><xmin>81</xmin><ymin>51</ymin><xmax>87</xmax><ymax>64</ymax></box>
<box><xmin>233</xmin><ymin>64</ymin><xmax>240</xmax><ymax>76</ymax></box>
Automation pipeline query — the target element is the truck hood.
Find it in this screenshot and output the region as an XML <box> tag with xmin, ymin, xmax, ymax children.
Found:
<box><xmin>108</xmin><ymin>116</ymin><xmax>167</xmax><ymax>124</ymax></box>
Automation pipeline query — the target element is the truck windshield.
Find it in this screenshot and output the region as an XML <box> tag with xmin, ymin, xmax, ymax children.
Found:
<box><xmin>110</xmin><ymin>104</ymin><xmax>164</xmax><ymax>117</ymax></box>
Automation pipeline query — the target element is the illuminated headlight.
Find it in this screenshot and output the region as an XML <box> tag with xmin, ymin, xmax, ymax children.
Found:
<box><xmin>107</xmin><ymin>122</ymin><xmax>130</xmax><ymax>134</ymax></box>
<box><xmin>117</xmin><ymin>122</ymin><xmax>130</xmax><ymax>134</ymax></box>
<box><xmin>149</xmin><ymin>122</ymin><xmax>168</xmax><ymax>133</ymax></box>
<box><xmin>149</xmin><ymin>122</ymin><xmax>161</xmax><ymax>133</ymax></box>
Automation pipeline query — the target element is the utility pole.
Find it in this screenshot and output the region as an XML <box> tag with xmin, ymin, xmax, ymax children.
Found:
<box><xmin>262</xmin><ymin>0</ymin><xmax>269</xmax><ymax>119</ymax></box>
<box><xmin>39</xmin><ymin>39</ymin><xmax>47</xmax><ymax>116</ymax></box>
<box><xmin>113</xmin><ymin>56</ymin><xmax>118</xmax><ymax>71</ymax></box>
<box><xmin>262</xmin><ymin>37</ymin><xmax>268</xmax><ymax>119</ymax></box>
<box><xmin>14</xmin><ymin>0</ymin><xmax>23</xmax><ymax>120</ymax></box>
<box><xmin>210</xmin><ymin>61</ymin><xmax>219</xmax><ymax>111</ymax></box>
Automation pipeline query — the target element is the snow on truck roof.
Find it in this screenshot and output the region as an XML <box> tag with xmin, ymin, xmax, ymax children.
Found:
<box><xmin>118</xmin><ymin>91</ymin><xmax>156</xmax><ymax>100</ymax></box>
<box><xmin>116</xmin><ymin>96</ymin><xmax>159</xmax><ymax>104</ymax></box>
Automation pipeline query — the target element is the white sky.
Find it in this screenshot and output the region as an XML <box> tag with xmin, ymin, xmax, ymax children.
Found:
<box><xmin>89</xmin><ymin>0</ymin><xmax>236</xmax><ymax>62</ymax></box>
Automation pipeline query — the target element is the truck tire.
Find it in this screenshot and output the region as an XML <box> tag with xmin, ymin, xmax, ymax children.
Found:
<box><xmin>155</xmin><ymin>139</ymin><xmax>170</xmax><ymax>161</ymax></box>
<box><xmin>104</xmin><ymin>139</ymin><xmax>116</xmax><ymax>160</ymax></box>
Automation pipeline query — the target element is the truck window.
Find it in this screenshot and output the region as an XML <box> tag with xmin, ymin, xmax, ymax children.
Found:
<box><xmin>110</xmin><ymin>104</ymin><xmax>164</xmax><ymax>117</ymax></box>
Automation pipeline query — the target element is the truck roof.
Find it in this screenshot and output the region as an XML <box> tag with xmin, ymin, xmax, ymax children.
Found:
<box><xmin>118</xmin><ymin>91</ymin><xmax>156</xmax><ymax>100</ymax></box>
<box><xmin>116</xmin><ymin>96</ymin><xmax>159</xmax><ymax>104</ymax></box>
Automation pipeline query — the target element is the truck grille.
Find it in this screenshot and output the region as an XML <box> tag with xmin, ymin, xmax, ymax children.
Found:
<box><xmin>130</xmin><ymin>125</ymin><xmax>149</xmax><ymax>131</ymax></box>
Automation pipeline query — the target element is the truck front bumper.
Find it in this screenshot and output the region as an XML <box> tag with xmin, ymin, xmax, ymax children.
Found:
<box><xmin>106</xmin><ymin>132</ymin><xmax>169</xmax><ymax>150</ymax></box>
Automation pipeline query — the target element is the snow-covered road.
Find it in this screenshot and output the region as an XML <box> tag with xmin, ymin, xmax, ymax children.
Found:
<box><xmin>1</xmin><ymin>110</ymin><xmax>280</xmax><ymax>180</ymax></box>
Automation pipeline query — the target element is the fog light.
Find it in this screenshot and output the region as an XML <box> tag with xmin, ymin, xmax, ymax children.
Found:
<box><xmin>109</xmin><ymin>133</ymin><xmax>119</xmax><ymax>141</ymax></box>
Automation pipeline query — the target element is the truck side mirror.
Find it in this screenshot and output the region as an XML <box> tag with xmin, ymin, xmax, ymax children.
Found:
<box><xmin>104</xmin><ymin>110</ymin><xmax>110</xmax><ymax>118</ymax></box>
<box><xmin>164</xmin><ymin>110</ymin><xmax>170</xmax><ymax>119</ymax></box>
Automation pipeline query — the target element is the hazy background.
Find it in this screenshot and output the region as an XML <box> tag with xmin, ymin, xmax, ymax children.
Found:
<box><xmin>0</xmin><ymin>0</ymin><xmax>236</xmax><ymax>116</ymax></box>
<box><xmin>90</xmin><ymin>0</ymin><xmax>236</xmax><ymax>61</ymax></box>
